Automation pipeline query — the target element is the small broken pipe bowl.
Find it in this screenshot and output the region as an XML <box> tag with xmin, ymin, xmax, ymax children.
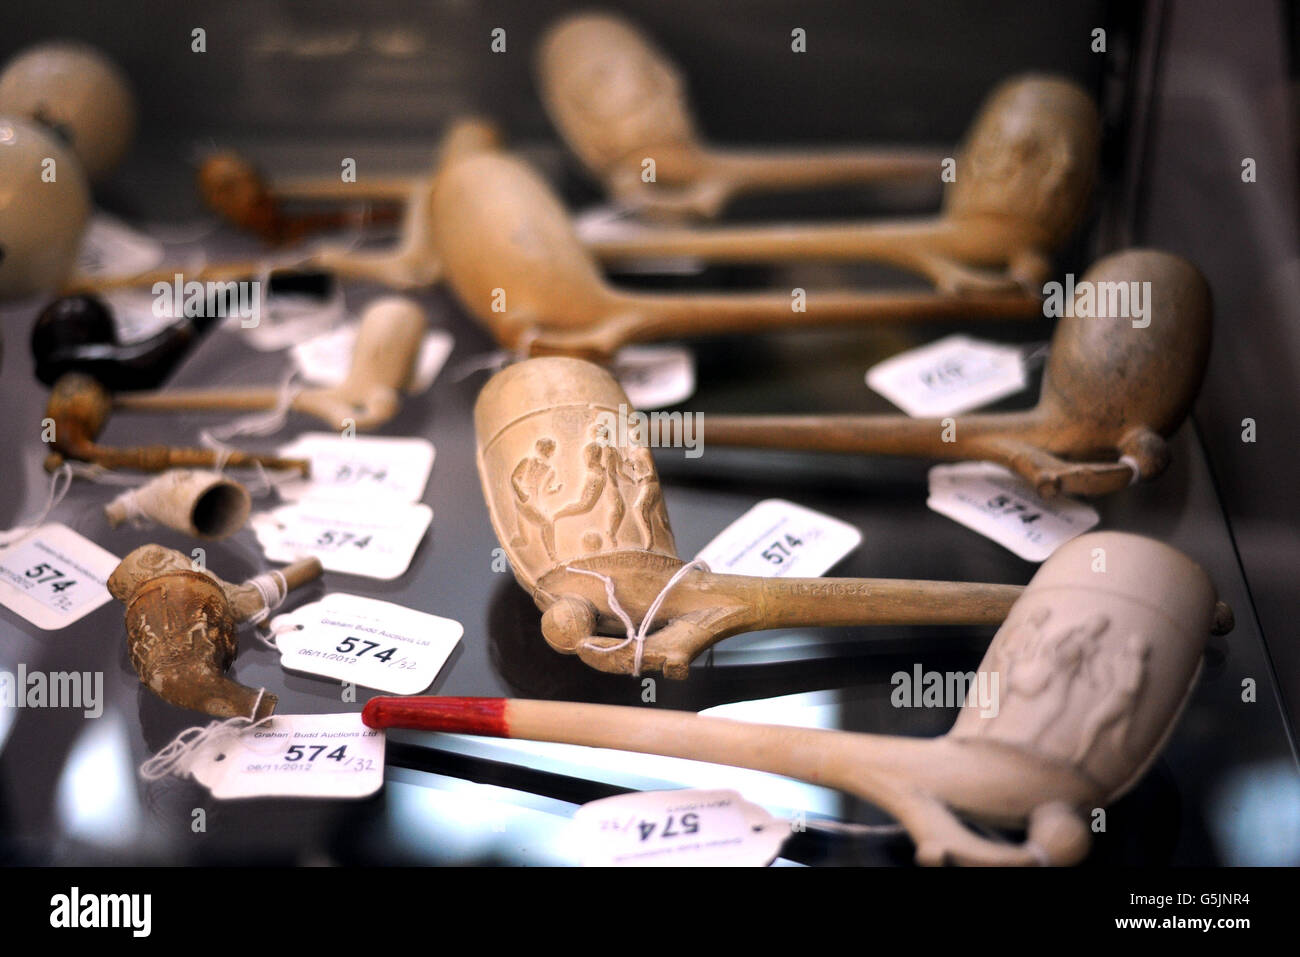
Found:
<box><xmin>0</xmin><ymin>115</ymin><xmax>91</xmax><ymax>301</ymax></box>
<box><xmin>0</xmin><ymin>41</ymin><xmax>136</xmax><ymax>181</ymax></box>
<box><xmin>197</xmin><ymin>116</ymin><xmax>502</xmax><ymax>246</ymax></box>
<box><xmin>366</xmin><ymin>530</ymin><xmax>1232</xmax><ymax>866</ymax></box>
<box><xmin>701</xmin><ymin>249</ymin><xmax>1212</xmax><ymax>498</ymax></box>
<box><xmin>104</xmin><ymin>470</ymin><xmax>251</xmax><ymax>540</ymax></box>
<box><xmin>30</xmin><ymin>293</ymin><xmax>222</xmax><ymax>391</ymax></box>
<box><xmin>104</xmin><ymin>295</ymin><xmax>426</xmax><ymax>430</ymax></box>
<box><xmin>432</xmin><ymin>152</ymin><xmax>1042</xmax><ymax>361</ymax></box>
<box><xmin>42</xmin><ymin>372</ymin><xmax>310</xmax><ymax>474</ymax></box>
<box><xmin>580</xmin><ymin>72</ymin><xmax>1100</xmax><ymax>294</ymax></box>
<box><xmin>108</xmin><ymin>544</ymin><xmax>322</xmax><ymax>721</ymax></box>
<box><xmin>474</xmin><ymin>355</ymin><xmax>1026</xmax><ymax>678</ymax></box>
<box><xmin>535</xmin><ymin>11</ymin><xmax>947</xmax><ymax>219</ymax></box>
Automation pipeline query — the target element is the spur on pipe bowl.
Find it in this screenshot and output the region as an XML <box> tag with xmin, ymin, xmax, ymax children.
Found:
<box><xmin>475</xmin><ymin>355</ymin><xmax>1024</xmax><ymax>678</ymax></box>
<box><xmin>365</xmin><ymin>531</ymin><xmax>1232</xmax><ymax>866</ymax></box>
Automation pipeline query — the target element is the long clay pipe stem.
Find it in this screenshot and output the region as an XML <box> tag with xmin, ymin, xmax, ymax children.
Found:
<box><xmin>366</xmin><ymin>531</ymin><xmax>1229</xmax><ymax>866</ymax></box>
<box><xmin>699</xmin><ymin>249</ymin><xmax>1211</xmax><ymax>498</ymax></box>
<box><xmin>433</xmin><ymin>152</ymin><xmax>1043</xmax><ymax>360</ymax></box>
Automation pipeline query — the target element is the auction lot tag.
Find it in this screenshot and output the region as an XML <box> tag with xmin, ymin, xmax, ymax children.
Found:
<box><xmin>694</xmin><ymin>499</ymin><xmax>861</xmax><ymax>578</ymax></box>
<box><xmin>274</xmin><ymin>433</ymin><xmax>435</xmax><ymax>504</ymax></box>
<box><xmin>570</xmin><ymin>789</ymin><xmax>789</xmax><ymax>867</ymax></box>
<box><xmin>866</xmin><ymin>335</ymin><xmax>1027</xmax><ymax>417</ymax></box>
<box><xmin>613</xmin><ymin>346</ymin><xmax>696</xmax><ymax>409</ymax></box>
<box><xmin>927</xmin><ymin>463</ymin><xmax>1099</xmax><ymax>562</ymax></box>
<box><xmin>0</xmin><ymin>525</ymin><xmax>118</xmax><ymax>630</ymax></box>
<box><xmin>76</xmin><ymin>212</ymin><xmax>165</xmax><ymax>279</ymax></box>
<box><xmin>292</xmin><ymin>324</ymin><xmax>453</xmax><ymax>394</ymax></box>
<box><xmin>270</xmin><ymin>593</ymin><xmax>461</xmax><ymax>694</ymax></box>
<box><xmin>188</xmin><ymin>713</ymin><xmax>384</xmax><ymax>799</ymax></box>
<box><xmin>251</xmin><ymin>501</ymin><xmax>433</xmax><ymax>579</ymax></box>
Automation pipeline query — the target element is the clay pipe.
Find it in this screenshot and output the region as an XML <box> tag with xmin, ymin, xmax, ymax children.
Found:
<box><xmin>42</xmin><ymin>372</ymin><xmax>309</xmax><ymax>474</ymax></box>
<box><xmin>366</xmin><ymin>530</ymin><xmax>1230</xmax><ymax>866</ymax></box>
<box><xmin>104</xmin><ymin>470</ymin><xmax>251</xmax><ymax>540</ymax></box>
<box><xmin>474</xmin><ymin>355</ymin><xmax>1023</xmax><ymax>679</ymax></box>
<box><xmin>700</xmin><ymin>249</ymin><xmax>1211</xmax><ymax>498</ymax></box>
<box><xmin>109</xmin><ymin>296</ymin><xmax>426</xmax><ymax>430</ymax></box>
<box><xmin>433</xmin><ymin>153</ymin><xmax>1042</xmax><ymax>361</ymax></box>
<box><xmin>197</xmin><ymin>117</ymin><xmax>502</xmax><ymax>245</ymax></box>
<box><xmin>30</xmin><ymin>293</ymin><xmax>222</xmax><ymax>391</ymax></box>
<box><xmin>536</xmin><ymin>12</ymin><xmax>947</xmax><ymax>219</ymax></box>
<box><xmin>583</xmin><ymin>72</ymin><xmax>1100</xmax><ymax>292</ymax></box>
<box><xmin>108</xmin><ymin>544</ymin><xmax>322</xmax><ymax>720</ymax></box>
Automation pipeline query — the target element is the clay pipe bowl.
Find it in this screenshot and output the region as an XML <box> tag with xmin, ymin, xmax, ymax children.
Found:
<box><xmin>536</xmin><ymin>12</ymin><xmax>947</xmax><ymax>219</ymax></box>
<box><xmin>197</xmin><ymin>117</ymin><xmax>502</xmax><ymax>245</ymax></box>
<box><xmin>474</xmin><ymin>355</ymin><xmax>1023</xmax><ymax>679</ymax></box>
<box><xmin>701</xmin><ymin>249</ymin><xmax>1212</xmax><ymax>498</ymax></box>
<box><xmin>583</xmin><ymin>72</ymin><xmax>1101</xmax><ymax>293</ymax></box>
<box><xmin>111</xmin><ymin>296</ymin><xmax>426</xmax><ymax>430</ymax></box>
<box><xmin>432</xmin><ymin>152</ymin><xmax>1042</xmax><ymax>361</ymax></box>
<box><xmin>366</xmin><ymin>531</ymin><xmax>1230</xmax><ymax>866</ymax></box>
<box><xmin>109</xmin><ymin>544</ymin><xmax>322</xmax><ymax>720</ymax></box>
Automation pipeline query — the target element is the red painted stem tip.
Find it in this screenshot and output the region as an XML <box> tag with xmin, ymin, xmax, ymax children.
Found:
<box><xmin>362</xmin><ymin>696</ymin><xmax>510</xmax><ymax>737</ymax></box>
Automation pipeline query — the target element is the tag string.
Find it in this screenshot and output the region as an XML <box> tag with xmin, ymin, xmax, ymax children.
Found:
<box><xmin>138</xmin><ymin>688</ymin><xmax>272</xmax><ymax>782</ymax></box>
<box><xmin>245</xmin><ymin>569</ymin><xmax>289</xmax><ymax>626</ymax></box>
<box><xmin>0</xmin><ymin>464</ymin><xmax>74</xmax><ymax>547</ymax></box>
<box><xmin>565</xmin><ymin>559</ymin><xmax>710</xmax><ymax>677</ymax></box>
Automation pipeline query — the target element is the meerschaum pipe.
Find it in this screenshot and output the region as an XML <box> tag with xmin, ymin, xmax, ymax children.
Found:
<box><xmin>43</xmin><ymin>372</ymin><xmax>309</xmax><ymax>474</ymax></box>
<box><xmin>109</xmin><ymin>296</ymin><xmax>425</xmax><ymax>430</ymax></box>
<box><xmin>197</xmin><ymin>117</ymin><xmax>502</xmax><ymax>245</ymax></box>
<box><xmin>583</xmin><ymin>73</ymin><xmax>1100</xmax><ymax>291</ymax></box>
<box><xmin>701</xmin><ymin>249</ymin><xmax>1210</xmax><ymax>498</ymax></box>
<box><xmin>475</xmin><ymin>356</ymin><xmax>1024</xmax><ymax>678</ymax></box>
<box><xmin>366</xmin><ymin>531</ymin><xmax>1230</xmax><ymax>866</ymax></box>
<box><xmin>108</xmin><ymin>545</ymin><xmax>322</xmax><ymax>720</ymax></box>
<box><xmin>105</xmin><ymin>470</ymin><xmax>251</xmax><ymax>540</ymax></box>
<box><xmin>537</xmin><ymin>12</ymin><xmax>947</xmax><ymax>219</ymax></box>
<box><xmin>434</xmin><ymin>153</ymin><xmax>1042</xmax><ymax>360</ymax></box>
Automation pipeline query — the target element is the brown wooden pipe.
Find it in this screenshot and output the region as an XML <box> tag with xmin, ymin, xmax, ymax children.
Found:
<box><xmin>196</xmin><ymin>117</ymin><xmax>502</xmax><ymax>246</ymax></box>
<box><xmin>42</xmin><ymin>372</ymin><xmax>309</xmax><ymax>474</ymax></box>
<box><xmin>365</xmin><ymin>530</ymin><xmax>1229</xmax><ymax>866</ymax></box>
<box><xmin>111</xmin><ymin>296</ymin><xmax>426</xmax><ymax>430</ymax></box>
<box><xmin>701</xmin><ymin>249</ymin><xmax>1211</xmax><ymax>498</ymax></box>
<box><xmin>433</xmin><ymin>152</ymin><xmax>1043</xmax><ymax>360</ymax></box>
<box><xmin>108</xmin><ymin>544</ymin><xmax>322</xmax><ymax>720</ymax></box>
<box><xmin>581</xmin><ymin>72</ymin><xmax>1100</xmax><ymax>290</ymax></box>
<box><xmin>475</xmin><ymin>355</ymin><xmax>1023</xmax><ymax>678</ymax></box>
<box><xmin>536</xmin><ymin>12</ymin><xmax>949</xmax><ymax>219</ymax></box>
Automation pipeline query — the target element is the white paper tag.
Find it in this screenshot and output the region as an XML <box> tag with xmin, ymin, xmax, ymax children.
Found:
<box><xmin>75</xmin><ymin>213</ymin><xmax>165</xmax><ymax>279</ymax></box>
<box><xmin>292</xmin><ymin>324</ymin><xmax>454</xmax><ymax>395</ymax></box>
<box><xmin>187</xmin><ymin>713</ymin><xmax>385</xmax><ymax>800</ymax></box>
<box><xmin>251</xmin><ymin>501</ymin><xmax>432</xmax><ymax>579</ymax></box>
<box><xmin>927</xmin><ymin>463</ymin><xmax>1099</xmax><ymax>562</ymax></box>
<box><xmin>694</xmin><ymin>499</ymin><xmax>862</xmax><ymax>578</ymax></box>
<box><xmin>0</xmin><ymin>525</ymin><xmax>118</xmax><ymax>630</ymax></box>
<box><xmin>866</xmin><ymin>335</ymin><xmax>1027</xmax><ymax>417</ymax></box>
<box><xmin>570</xmin><ymin>788</ymin><xmax>789</xmax><ymax>867</ymax></box>
<box><xmin>273</xmin><ymin>433</ymin><xmax>435</xmax><ymax>504</ymax></box>
<box><xmin>269</xmin><ymin>593</ymin><xmax>461</xmax><ymax>694</ymax></box>
<box><xmin>614</xmin><ymin>346</ymin><xmax>696</xmax><ymax>409</ymax></box>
